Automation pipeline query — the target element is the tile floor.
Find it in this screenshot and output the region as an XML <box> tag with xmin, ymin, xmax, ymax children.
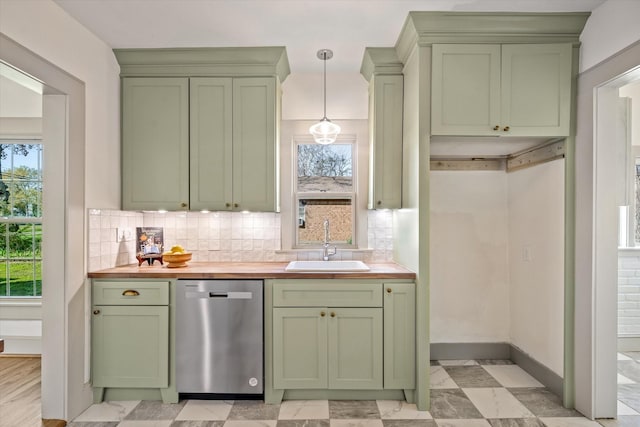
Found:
<box><xmin>68</xmin><ymin>359</ymin><xmax>632</xmax><ymax>427</ymax></box>
<box><xmin>614</xmin><ymin>352</ymin><xmax>640</xmax><ymax>426</ymax></box>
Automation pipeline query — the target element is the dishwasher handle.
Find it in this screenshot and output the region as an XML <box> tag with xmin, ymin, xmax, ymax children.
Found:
<box><xmin>184</xmin><ymin>291</ymin><xmax>253</xmax><ymax>300</ymax></box>
<box><xmin>209</xmin><ymin>291</ymin><xmax>252</xmax><ymax>299</ymax></box>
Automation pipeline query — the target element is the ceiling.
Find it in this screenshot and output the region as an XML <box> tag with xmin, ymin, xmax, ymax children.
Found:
<box><xmin>53</xmin><ymin>0</ymin><xmax>606</xmax><ymax>74</ymax></box>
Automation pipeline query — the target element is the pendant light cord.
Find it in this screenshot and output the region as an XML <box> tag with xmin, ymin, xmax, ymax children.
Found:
<box><xmin>323</xmin><ymin>50</ymin><xmax>327</xmax><ymax>119</ymax></box>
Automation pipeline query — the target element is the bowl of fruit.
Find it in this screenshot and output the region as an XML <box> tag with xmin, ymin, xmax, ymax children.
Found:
<box><xmin>162</xmin><ymin>245</ymin><xmax>192</xmax><ymax>268</ymax></box>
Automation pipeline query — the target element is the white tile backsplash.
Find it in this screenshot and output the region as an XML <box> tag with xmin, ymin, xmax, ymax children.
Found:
<box><xmin>88</xmin><ymin>209</ymin><xmax>394</xmax><ymax>271</ymax></box>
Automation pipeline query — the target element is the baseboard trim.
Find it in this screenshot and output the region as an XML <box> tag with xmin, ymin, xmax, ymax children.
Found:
<box><xmin>430</xmin><ymin>342</ymin><xmax>511</xmax><ymax>360</ymax></box>
<box><xmin>509</xmin><ymin>344</ymin><xmax>563</xmax><ymax>398</ymax></box>
<box><xmin>430</xmin><ymin>342</ymin><xmax>564</xmax><ymax>398</ymax></box>
<box><xmin>618</xmin><ymin>336</ymin><xmax>640</xmax><ymax>352</ymax></box>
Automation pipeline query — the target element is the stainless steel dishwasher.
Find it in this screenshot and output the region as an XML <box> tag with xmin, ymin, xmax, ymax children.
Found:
<box><xmin>176</xmin><ymin>279</ymin><xmax>263</xmax><ymax>394</ymax></box>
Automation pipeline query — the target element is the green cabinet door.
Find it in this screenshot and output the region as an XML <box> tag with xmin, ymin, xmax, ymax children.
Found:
<box><xmin>431</xmin><ymin>44</ymin><xmax>501</xmax><ymax>136</ymax></box>
<box><xmin>383</xmin><ymin>283</ymin><xmax>415</xmax><ymax>389</ymax></box>
<box><xmin>122</xmin><ymin>78</ymin><xmax>190</xmax><ymax>210</ymax></box>
<box><xmin>92</xmin><ymin>305</ymin><xmax>169</xmax><ymax>388</ymax></box>
<box><xmin>369</xmin><ymin>75</ymin><xmax>403</xmax><ymax>210</ymax></box>
<box><xmin>431</xmin><ymin>43</ymin><xmax>572</xmax><ymax>137</ymax></box>
<box><xmin>501</xmin><ymin>44</ymin><xmax>572</xmax><ymax>137</ymax></box>
<box><xmin>189</xmin><ymin>78</ymin><xmax>234</xmax><ymax>211</ymax></box>
<box><xmin>273</xmin><ymin>307</ymin><xmax>328</xmax><ymax>389</ymax></box>
<box><xmin>328</xmin><ymin>308</ymin><xmax>383</xmax><ymax>389</ymax></box>
<box><xmin>233</xmin><ymin>78</ymin><xmax>277</xmax><ymax>212</ymax></box>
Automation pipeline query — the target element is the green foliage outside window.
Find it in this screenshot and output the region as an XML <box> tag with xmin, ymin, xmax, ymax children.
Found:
<box><xmin>0</xmin><ymin>143</ymin><xmax>43</xmax><ymax>297</ymax></box>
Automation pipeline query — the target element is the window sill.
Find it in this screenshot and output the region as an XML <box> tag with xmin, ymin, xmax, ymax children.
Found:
<box><xmin>0</xmin><ymin>298</ymin><xmax>42</xmax><ymax>306</ymax></box>
<box><xmin>276</xmin><ymin>248</ymin><xmax>374</xmax><ymax>260</ymax></box>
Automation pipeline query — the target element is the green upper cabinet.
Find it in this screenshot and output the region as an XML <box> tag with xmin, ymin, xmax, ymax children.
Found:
<box><xmin>189</xmin><ymin>77</ymin><xmax>233</xmax><ymax>211</ymax></box>
<box><xmin>368</xmin><ymin>75</ymin><xmax>403</xmax><ymax>209</ymax></box>
<box><xmin>431</xmin><ymin>43</ymin><xmax>572</xmax><ymax>137</ymax></box>
<box><xmin>360</xmin><ymin>48</ymin><xmax>405</xmax><ymax>210</ymax></box>
<box><xmin>122</xmin><ymin>78</ymin><xmax>190</xmax><ymax>211</ymax></box>
<box><xmin>232</xmin><ymin>78</ymin><xmax>277</xmax><ymax>212</ymax></box>
<box><xmin>500</xmin><ymin>44</ymin><xmax>572</xmax><ymax>137</ymax></box>
<box><xmin>115</xmin><ymin>47</ymin><xmax>289</xmax><ymax>212</ymax></box>
<box><xmin>189</xmin><ymin>77</ymin><xmax>276</xmax><ymax>211</ymax></box>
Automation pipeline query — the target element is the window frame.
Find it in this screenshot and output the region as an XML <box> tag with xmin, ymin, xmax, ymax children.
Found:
<box><xmin>294</xmin><ymin>137</ymin><xmax>356</xmax><ymax>248</ymax></box>
<box><xmin>279</xmin><ymin>120</ymin><xmax>370</xmax><ymax>252</ymax></box>
<box><xmin>0</xmin><ymin>140</ymin><xmax>43</xmax><ymax>298</ymax></box>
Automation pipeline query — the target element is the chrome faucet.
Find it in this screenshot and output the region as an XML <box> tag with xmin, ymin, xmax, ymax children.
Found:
<box><xmin>323</xmin><ymin>219</ymin><xmax>337</xmax><ymax>261</ymax></box>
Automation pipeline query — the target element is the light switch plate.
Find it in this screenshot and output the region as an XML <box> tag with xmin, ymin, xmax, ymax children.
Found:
<box><xmin>116</xmin><ymin>228</ymin><xmax>133</xmax><ymax>242</ymax></box>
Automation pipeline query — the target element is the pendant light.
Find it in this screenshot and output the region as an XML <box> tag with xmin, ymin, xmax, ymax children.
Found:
<box><xmin>309</xmin><ymin>49</ymin><xmax>341</xmax><ymax>144</ymax></box>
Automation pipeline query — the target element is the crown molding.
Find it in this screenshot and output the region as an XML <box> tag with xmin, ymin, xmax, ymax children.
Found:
<box><xmin>394</xmin><ymin>12</ymin><xmax>590</xmax><ymax>64</ymax></box>
<box><xmin>360</xmin><ymin>48</ymin><xmax>404</xmax><ymax>81</ymax></box>
<box><xmin>114</xmin><ymin>46</ymin><xmax>290</xmax><ymax>81</ymax></box>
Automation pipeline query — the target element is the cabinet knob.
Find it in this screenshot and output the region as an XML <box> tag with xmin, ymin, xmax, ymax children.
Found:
<box><xmin>226</xmin><ymin>202</ymin><xmax>231</xmax><ymax>208</ymax></box>
<box><xmin>503</xmin><ymin>126</ymin><xmax>510</xmax><ymax>132</ymax></box>
<box><xmin>493</xmin><ymin>125</ymin><xmax>500</xmax><ymax>131</ymax></box>
<box><xmin>330</xmin><ymin>312</ymin><xmax>336</xmax><ymax>318</ymax></box>
<box><xmin>377</xmin><ymin>200</ymin><xmax>382</xmax><ymax>206</ymax></box>
<box><xmin>93</xmin><ymin>309</ymin><xmax>100</xmax><ymax>315</ymax></box>
<box><xmin>122</xmin><ymin>289</ymin><xmax>140</xmax><ymax>297</ymax></box>
<box><xmin>320</xmin><ymin>311</ymin><xmax>326</xmax><ymax>317</ymax></box>
<box><xmin>387</xmin><ymin>288</ymin><xmax>392</xmax><ymax>294</ymax></box>
<box><xmin>180</xmin><ymin>202</ymin><xmax>188</xmax><ymax>208</ymax></box>
<box><xmin>234</xmin><ymin>203</ymin><xmax>239</xmax><ymax>208</ymax></box>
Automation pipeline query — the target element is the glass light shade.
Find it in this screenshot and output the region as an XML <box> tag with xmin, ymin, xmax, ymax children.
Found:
<box><xmin>309</xmin><ymin>118</ymin><xmax>341</xmax><ymax>145</ymax></box>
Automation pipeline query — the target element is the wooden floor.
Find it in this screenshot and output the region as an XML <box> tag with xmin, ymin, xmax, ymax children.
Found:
<box><xmin>0</xmin><ymin>355</ymin><xmax>45</xmax><ymax>427</ymax></box>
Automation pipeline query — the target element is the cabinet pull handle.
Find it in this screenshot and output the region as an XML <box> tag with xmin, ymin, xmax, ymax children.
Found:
<box><xmin>330</xmin><ymin>312</ymin><xmax>336</xmax><ymax>318</ymax></box>
<box><xmin>225</xmin><ymin>202</ymin><xmax>231</xmax><ymax>208</ymax></box>
<box><xmin>180</xmin><ymin>202</ymin><xmax>187</xmax><ymax>208</ymax></box>
<box><xmin>93</xmin><ymin>309</ymin><xmax>100</xmax><ymax>315</ymax></box>
<box><xmin>493</xmin><ymin>125</ymin><xmax>500</xmax><ymax>131</ymax></box>
<box><xmin>122</xmin><ymin>289</ymin><xmax>140</xmax><ymax>297</ymax></box>
<box><xmin>320</xmin><ymin>311</ymin><xmax>326</xmax><ymax>317</ymax></box>
<box><xmin>387</xmin><ymin>288</ymin><xmax>392</xmax><ymax>294</ymax></box>
<box><xmin>234</xmin><ymin>203</ymin><xmax>239</xmax><ymax>208</ymax></box>
<box><xmin>503</xmin><ymin>126</ymin><xmax>510</xmax><ymax>132</ymax></box>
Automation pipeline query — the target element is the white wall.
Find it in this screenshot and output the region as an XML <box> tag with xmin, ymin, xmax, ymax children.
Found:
<box><xmin>0</xmin><ymin>0</ymin><xmax>121</xmax><ymax>210</ymax></box>
<box><xmin>282</xmin><ymin>72</ymin><xmax>368</xmax><ymax>121</ymax></box>
<box><xmin>430</xmin><ymin>171</ymin><xmax>510</xmax><ymax>343</ymax></box>
<box><xmin>580</xmin><ymin>0</ymin><xmax>640</xmax><ymax>73</ymax></box>
<box><xmin>620</xmin><ymin>80</ymin><xmax>640</xmax><ymax>147</ymax></box>
<box><xmin>508</xmin><ymin>160</ymin><xmax>565</xmax><ymax>376</ymax></box>
<box><xmin>0</xmin><ymin>0</ymin><xmax>121</xmax><ymax>420</ymax></box>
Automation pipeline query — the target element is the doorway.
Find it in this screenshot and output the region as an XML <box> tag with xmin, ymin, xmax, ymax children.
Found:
<box><xmin>1</xmin><ymin>32</ymin><xmax>88</xmax><ymax>422</ymax></box>
<box><xmin>591</xmin><ymin>63</ymin><xmax>640</xmax><ymax>418</ymax></box>
<box><xmin>615</xmin><ymin>78</ymin><xmax>640</xmax><ymax>416</ymax></box>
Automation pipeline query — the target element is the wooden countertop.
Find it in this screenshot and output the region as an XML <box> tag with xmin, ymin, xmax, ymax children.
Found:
<box><xmin>87</xmin><ymin>262</ymin><xmax>415</xmax><ymax>280</ymax></box>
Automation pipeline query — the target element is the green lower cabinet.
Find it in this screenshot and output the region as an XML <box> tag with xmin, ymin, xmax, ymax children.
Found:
<box><xmin>273</xmin><ymin>307</ymin><xmax>383</xmax><ymax>390</ymax></box>
<box><xmin>92</xmin><ymin>305</ymin><xmax>169</xmax><ymax>389</ymax></box>
<box><xmin>383</xmin><ymin>283</ymin><xmax>416</xmax><ymax>389</ymax></box>
<box><xmin>273</xmin><ymin>307</ymin><xmax>328</xmax><ymax>389</ymax></box>
<box><xmin>328</xmin><ymin>307</ymin><xmax>383</xmax><ymax>389</ymax></box>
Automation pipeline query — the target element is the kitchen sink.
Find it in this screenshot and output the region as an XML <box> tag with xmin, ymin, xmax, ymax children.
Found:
<box><xmin>285</xmin><ymin>260</ymin><xmax>370</xmax><ymax>272</ymax></box>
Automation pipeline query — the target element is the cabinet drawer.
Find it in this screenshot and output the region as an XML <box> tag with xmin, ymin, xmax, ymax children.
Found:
<box><xmin>93</xmin><ymin>281</ymin><xmax>170</xmax><ymax>306</ymax></box>
<box><xmin>273</xmin><ymin>281</ymin><xmax>382</xmax><ymax>307</ymax></box>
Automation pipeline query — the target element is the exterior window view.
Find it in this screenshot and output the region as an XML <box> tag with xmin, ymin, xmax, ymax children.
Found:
<box><xmin>296</xmin><ymin>141</ymin><xmax>354</xmax><ymax>246</ymax></box>
<box><xmin>0</xmin><ymin>142</ymin><xmax>43</xmax><ymax>297</ymax></box>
